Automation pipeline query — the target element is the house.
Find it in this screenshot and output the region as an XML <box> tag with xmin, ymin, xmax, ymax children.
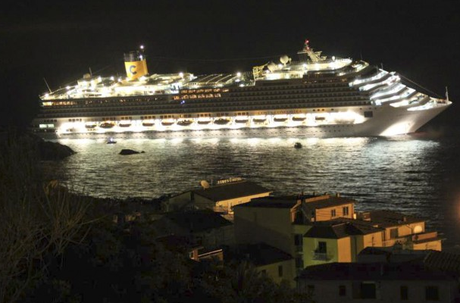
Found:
<box><xmin>165</xmin><ymin>178</ymin><xmax>272</xmax><ymax>214</ymax></box>
<box><xmin>225</xmin><ymin>243</ymin><xmax>295</xmax><ymax>286</ymax></box>
<box><xmin>234</xmin><ymin>193</ymin><xmax>442</xmax><ymax>280</ymax></box>
<box><xmin>151</xmin><ymin>210</ymin><xmax>235</xmax><ymax>249</ymax></box>
<box><xmin>297</xmin><ymin>249</ymin><xmax>460</xmax><ymax>303</ymax></box>
<box><xmin>234</xmin><ymin>194</ymin><xmax>356</xmax><ymax>270</ymax></box>
<box><xmin>157</xmin><ymin>234</ymin><xmax>224</xmax><ymax>262</ymax></box>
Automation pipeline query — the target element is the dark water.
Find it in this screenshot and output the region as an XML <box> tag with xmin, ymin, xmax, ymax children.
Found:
<box><xmin>49</xmin><ymin>132</ymin><xmax>460</xmax><ymax>250</ymax></box>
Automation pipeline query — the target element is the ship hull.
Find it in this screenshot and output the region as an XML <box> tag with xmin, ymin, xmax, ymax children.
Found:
<box><xmin>33</xmin><ymin>104</ymin><xmax>449</xmax><ymax>140</ymax></box>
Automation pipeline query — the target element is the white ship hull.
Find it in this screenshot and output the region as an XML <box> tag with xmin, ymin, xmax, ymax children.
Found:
<box><xmin>36</xmin><ymin>104</ymin><xmax>449</xmax><ymax>140</ymax></box>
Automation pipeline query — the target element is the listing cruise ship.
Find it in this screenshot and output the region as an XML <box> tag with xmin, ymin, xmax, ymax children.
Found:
<box><xmin>32</xmin><ymin>40</ymin><xmax>451</xmax><ymax>139</ymax></box>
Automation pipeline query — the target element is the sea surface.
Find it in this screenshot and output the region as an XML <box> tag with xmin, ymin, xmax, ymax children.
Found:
<box><xmin>48</xmin><ymin>131</ymin><xmax>460</xmax><ymax>250</ymax></box>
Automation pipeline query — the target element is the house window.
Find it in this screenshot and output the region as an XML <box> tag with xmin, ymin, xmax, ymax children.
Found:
<box><xmin>400</xmin><ymin>285</ymin><xmax>408</xmax><ymax>300</ymax></box>
<box><xmin>331</xmin><ymin>209</ymin><xmax>336</xmax><ymax>217</ymax></box>
<box><xmin>317</xmin><ymin>241</ymin><xmax>327</xmax><ymax>253</ymax></box>
<box><xmin>278</xmin><ymin>265</ymin><xmax>283</xmax><ymax>277</ymax></box>
<box><xmin>343</xmin><ymin>206</ymin><xmax>349</xmax><ymax>216</ymax></box>
<box><xmin>339</xmin><ymin>285</ymin><xmax>346</xmax><ymax>296</ymax></box>
<box><xmin>425</xmin><ymin>286</ymin><xmax>439</xmax><ymax>300</ymax></box>
<box><xmin>360</xmin><ymin>282</ymin><xmax>376</xmax><ymax>299</ymax></box>
<box><xmin>390</xmin><ymin>228</ymin><xmax>399</xmax><ymax>239</ymax></box>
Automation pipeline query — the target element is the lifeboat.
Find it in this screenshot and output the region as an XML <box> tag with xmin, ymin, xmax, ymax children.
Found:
<box><xmin>274</xmin><ymin>115</ymin><xmax>288</xmax><ymax>122</ymax></box>
<box><xmin>292</xmin><ymin>115</ymin><xmax>306</xmax><ymax>121</ymax></box>
<box><xmin>235</xmin><ymin>116</ymin><xmax>249</xmax><ymax>123</ymax></box>
<box><xmin>177</xmin><ymin>119</ymin><xmax>193</xmax><ymax>126</ymax></box>
<box><xmin>142</xmin><ymin>120</ymin><xmax>155</xmax><ymax>127</ymax></box>
<box><xmin>85</xmin><ymin>122</ymin><xmax>97</xmax><ymax>128</ymax></box>
<box><xmin>214</xmin><ymin>118</ymin><xmax>230</xmax><ymax>125</ymax></box>
<box><xmin>253</xmin><ymin>116</ymin><xmax>267</xmax><ymax>123</ymax></box>
<box><xmin>161</xmin><ymin>119</ymin><xmax>175</xmax><ymax>126</ymax></box>
<box><xmin>100</xmin><ymin>122</ymin><xmax>115</xmax><ymax>129</ymax></box>
<box><xmin>119</xmin><ymin>121</ymin><xmax>132</xmax><ymax>127</ymax></box>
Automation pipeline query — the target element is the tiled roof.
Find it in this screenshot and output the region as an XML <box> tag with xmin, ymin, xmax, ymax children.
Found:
<box><xmin>193</xmin><ymin>181</ymin><xmax>271</xmax><ymax>202</ymax></box>
<box><xmin>161</xmin><ymin>210</ymin><xmax>232</xmax><ymax>233</ymax></box>
<box><xmin>302</xmin><ymin>196</ymin><xmax>355</xmax><ymax>211</ymax></box>
<box><xmin>225</xmin><ymin>242</ymin><xmax>293</xmax><ymax>266</ymax></box>
<box><xmin>297</xmin><ymin>261</ymin><xmax>457</xmax><ymax>281</ymax></box>
<box><xmin>366</xmin><ymin>210</ymin><xmax>425</xmax><ymax>227</ymax></box>
<box><xmin>304</xmin><ymin>221</ymin><xmax>383</xmax><ymax>239</ymax></box>
<box><xmin>234</xmin><ymin>195</ymin><xmax>299</xmax><ymax>209</ymax></box>
<box><xmin>424</xmin><ymin>251</ymin><xmax>460</xmax><ymax>273</ymax></box>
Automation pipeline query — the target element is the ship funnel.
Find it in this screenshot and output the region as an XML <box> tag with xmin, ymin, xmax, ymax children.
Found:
<box><xmin>124</xmin><ymin>49</ymin><xmax>148</xmax><ymax>80</ymax></box>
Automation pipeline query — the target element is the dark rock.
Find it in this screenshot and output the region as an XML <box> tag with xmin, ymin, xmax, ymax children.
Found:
<box><xmin>119</xmin><ymin>149</ymin><xmax>144</xmax><ymax>155</ymax></box>
<box><xmin>38</xmin><ymin>140</ymin><xmax>75</xmax><ymax>160</ymax></box>
<box><xmin>0</xmin><ymin>130</ymin><xmax>75</xmax><ymax>161</ymax></box>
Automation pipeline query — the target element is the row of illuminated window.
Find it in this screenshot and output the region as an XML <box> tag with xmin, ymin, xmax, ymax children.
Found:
<box><xmin>180</xmin><ymin>88</ymin><xmax>226</xmax><ymax>94</ymax></box>
<box><xmin>172</xmin><ymin>93</ymin><xmax>222</xmax><ymax>100</ymax></box>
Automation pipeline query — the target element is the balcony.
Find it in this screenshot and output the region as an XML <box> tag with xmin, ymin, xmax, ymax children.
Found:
<box><xmin>312</xmin><ymin>251</ymin><xmax>333</xmax><ymax>261</ymax></box>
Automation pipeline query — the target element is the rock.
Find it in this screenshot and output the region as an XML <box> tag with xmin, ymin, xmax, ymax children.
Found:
<box><xmin>119</xmin><ymin>149</ymin><xmax>144</xmax><ymax>155</ymax></box>
<box><xmin>0</xmin><ymin>130</ymin><xmax>75</xmax><ymax>161</ymax></box>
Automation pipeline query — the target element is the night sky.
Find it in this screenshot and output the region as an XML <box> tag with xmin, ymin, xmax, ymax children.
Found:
<box><xmin>1</xmin><ymin>0</ymin><xmax>459</xmax><ymax>130</ymax></box>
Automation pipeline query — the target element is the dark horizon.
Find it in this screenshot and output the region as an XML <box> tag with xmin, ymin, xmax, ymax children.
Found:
<box><xmin>1</xmin><ymin>0</ymin><xmax>459</xmax><ymax>130</ymax></box>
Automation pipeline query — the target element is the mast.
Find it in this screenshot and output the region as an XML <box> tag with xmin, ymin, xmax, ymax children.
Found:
<box><xmin>445</xmin><ymin>86</ymin><xmax>449</xmax><ymax>101</ymax></box>
<box><xmin>43</xmin><ymin>78</ymin><xmax>52</xmax><ymax>93</ymax></box>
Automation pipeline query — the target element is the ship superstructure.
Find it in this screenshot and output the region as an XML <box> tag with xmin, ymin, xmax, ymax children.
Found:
<box><xmin>32</xmin><ymin>40</ymin><xmax>451</xmax><ymax>139</ymax></box>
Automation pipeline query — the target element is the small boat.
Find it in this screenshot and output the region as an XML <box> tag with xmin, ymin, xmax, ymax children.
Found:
<box><xmin>294</xmin><ymin>142</ymin><xmax>302</xmax><ymax>148</ymax></box>
<box><xmin>214</xmin><ymin>118</ymin><xmax>230</xmax><ymax>125</ymax></box>
<box><xmin>177</xmin><ymin>119</ymin><xmax>193</xmax><ymax>126</ymax></box>
<box><xmin>100</xmin><ymin>122</ymin><xmax>115</xmax><ymax>129</ymax></box>
<box><xmin>107</xmin><ymin>137</ymin><xmax>117</xmax><ymax>144</ymax></box>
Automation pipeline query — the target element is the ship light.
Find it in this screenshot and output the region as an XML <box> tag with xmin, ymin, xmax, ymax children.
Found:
<box><xmin>236</xmin><ymin>72</ymin><xmax>242</xmax><ymax>77</ymax></box>
<box><xmin>179</xmin><ymin>72</ymin><xmax>184</xmax><ymax>78</ymax></box>
<box><xmin>140</xmin><ymin>45</ymin><xmax>144</xmax><ymax>50</ymax></box>
<box><xmin>66</xmin><ymin>86</ymin><xmax>71</xmax><ymax>90</ymax></box>
<box><xmin>110</xmin><ymin>76</ymin><xmax>115</xmax><ymax>81</ymax></box>
<box><xmin>380</xmin><ymin>122</ymin><xmax>411</xmax><ymax>136</ymax></box>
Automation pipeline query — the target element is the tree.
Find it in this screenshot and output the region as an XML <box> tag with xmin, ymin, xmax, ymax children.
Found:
<box><xmin>0</xmin><ymin>133</ymin><xmax>92</xmax><ymax>303</ymax></box>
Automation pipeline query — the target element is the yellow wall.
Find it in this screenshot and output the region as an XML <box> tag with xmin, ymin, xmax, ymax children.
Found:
<box><xmin>258</xmin><ymin>259</ymin><xmax>296</xmax><ymax>287</ymax></box>
<box><xmin>314</xmin><ymin>203</ymin><xmax>354</xmax><ymax>221</ymax></box>
<box><xmin>214</xmin><ymin>192</ymin><xmax>271</xmax><ymax>213</ymax></box>
<box><xmin>303</xmin><ymin>237</ymin><xmax>344</xmax><ymax>267</ymax></box>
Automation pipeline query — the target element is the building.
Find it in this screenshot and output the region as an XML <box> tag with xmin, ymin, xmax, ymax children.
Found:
<box><xmin>225</xmin><ymin>243</ymin><xmax>295</xmax><ymax>286</ymax></box>
<box><xmin>165</xmin><ymin>178</ymin><xmax>272</xmax><ymax>214</ymax></box>
<box><xmin>151</xmin><ymin>210</ymin><xmax>235</xmax><ymax>249</ymax></box>
<box><xmin>296</xmin><ymin>249</ymin><xmax>460</xmax><ymax>303</ymax></box>
<box><xmin>234</xmin><ymin>193</ymin><xmax>442</xmax><ymax>279</ymax></box>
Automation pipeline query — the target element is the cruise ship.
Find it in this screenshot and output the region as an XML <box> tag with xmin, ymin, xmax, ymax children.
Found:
<box><xmin>31</xmin><ymin>40</ymin><xmax>451</xmax><ymax>139</ymax></box>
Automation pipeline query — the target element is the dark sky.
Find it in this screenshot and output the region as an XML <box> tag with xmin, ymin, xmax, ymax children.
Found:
<box><xmin>1</xmin><ymin>0</ymin><xmax>459</xmax><ymax>129</ymax></box>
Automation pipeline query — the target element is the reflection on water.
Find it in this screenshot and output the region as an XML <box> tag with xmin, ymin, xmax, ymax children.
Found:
<box><xmin>52</xmin><ymin>135</ymin><xmax>460</xmax><ymax>248</ymax></box>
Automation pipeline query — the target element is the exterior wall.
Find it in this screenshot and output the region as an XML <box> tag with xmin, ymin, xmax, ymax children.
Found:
<box><xmin>197</xmin><ymin>225</ymin><xmax>235</xmax><ymax>248</ymax></box>
<box><xmin>234</xmin><ymin>207</ymin><xmax>294</xmax><ymax>256</ymax></box>
<box><xmin>337</xmin><ymin>238</ymin><xmax>353</xmax><ymax>263</ymax></box>
<box><xmin>412</xmin><ymin>240</ymin><xmax>442</xmax><ymax>251</ymax></box>
<box><xmin>354</xmin><ymin>232</ymin><xmax>384</xmax><ymax>258</ymax></box>
<box><xmin>194</xmin><ymin>194</ymin><xmax>214</xmax><ymax>209</ymax></box>
<box><xmin>258</xmin><ymin>259</ymin><xmax>296</xmax><ymax>287</ymax></box>
<box><xmin>298</xmin><ymin>278</ymin><xmax>459</xmax><ymax>303</ymax></box>
<box><xmin>314</xmin><ymin>203</ymin><xmax>354</xmax><ymax>221</ymax></box>
<box><xmin>166</xmin><ymin>191</ymin><xmax>193</xmax><ymax>211</ymax></box>
<box><xmin>383</xmin><ymin>222</ymin><xmax>425</xmax><ymax>243</ymax></box>
<box><xmin>303</xmin><ymin>237</ymin><xmax>343</xmax><ymax>267</ymax></box>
